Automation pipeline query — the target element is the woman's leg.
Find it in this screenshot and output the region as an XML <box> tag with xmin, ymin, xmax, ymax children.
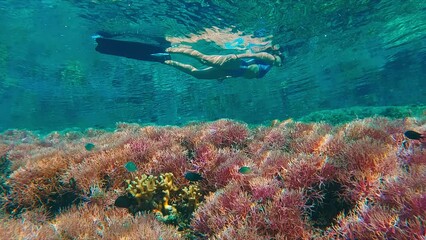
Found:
<box><xmin>166</xmin><ymin>47</ymin><xmax>204</xmax><ymax>58</ymax></box>
<box><xmin>165</xmin><ymin>60</ymin><xmax>226</xmax><ymax>79</ymax></box>
<box><xmin>166</xmin><ymin>48</ymin><xmax>240</xmax><ymax>68</ymax></box>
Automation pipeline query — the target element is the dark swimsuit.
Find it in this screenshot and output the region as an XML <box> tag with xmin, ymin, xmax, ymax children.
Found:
<box><xmin>229</xmin><ymin>58</ymin><xmax>272</xmax><ymax>78</ymax></box>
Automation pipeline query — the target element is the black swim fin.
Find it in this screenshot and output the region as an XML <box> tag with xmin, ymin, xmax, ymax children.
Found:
<box><xmin>95</xmin><ymin>37</ymin><xmax>170</xmax><ymax>63</ymax></box>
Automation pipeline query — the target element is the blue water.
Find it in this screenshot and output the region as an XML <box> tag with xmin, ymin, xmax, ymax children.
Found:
<box><xmin>0</xmin><ymin>0</ymin><xmax>425</xmax><ymax>132</ymax></box>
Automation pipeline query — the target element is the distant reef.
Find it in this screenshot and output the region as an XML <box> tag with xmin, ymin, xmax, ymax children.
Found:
<box><xmin>297</xmin><ymin>105</ymin><xmax>425</xmax><ymax>125</ymax></box>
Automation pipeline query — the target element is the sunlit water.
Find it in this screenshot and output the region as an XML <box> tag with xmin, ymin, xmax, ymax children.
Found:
<box><xmin>0</xmin><ymin>0</ymin><xmax>425</xmax><ymax>132</ymax></box>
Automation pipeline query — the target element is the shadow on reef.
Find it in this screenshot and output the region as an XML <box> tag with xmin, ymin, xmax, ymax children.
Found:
<box><xmin>306</xmin><ymin>181</ymin><xmax>353</xmax><ymax>229</ymax></box>
<box><xmin>4</xmin><ymin>177</ymin><xmax>83</xmax><ymax>218</ymax></box>
<box><xmin>44</xmin><ymin>178</ymin><xmax>83</xmax><ymax>215</ymax></box>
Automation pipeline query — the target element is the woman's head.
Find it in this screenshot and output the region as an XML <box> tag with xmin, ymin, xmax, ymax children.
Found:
<box><xmin>269</xmin><ymin>44</ymin><xmax>283</xmax><ymax>67</ymax></box>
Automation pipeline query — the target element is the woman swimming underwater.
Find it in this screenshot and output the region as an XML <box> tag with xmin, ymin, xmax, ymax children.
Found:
<box><xmin>94</xmin><ymin>37</ymin><xmax>283</xmax><ymax>80</ymax></box>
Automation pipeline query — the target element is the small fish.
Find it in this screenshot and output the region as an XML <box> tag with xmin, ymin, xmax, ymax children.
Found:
<box><xmin>404</xmin><ymin>130</ymin><xmax>424</xmax><ymax>140</ymax></box>
<box><xmin>184</xmin><ymin>171</ymin><xmax>203</xmax><ymax>182</ymax></box>
<box><xmin>124</xmin><ymin>161</ymin><xmax>137</xmax><ymax>172</ymax></box>
<box><xmin>85</xmin><ymin>143</ymin><xmax>95</xmax><ymax>151</ymax></box>
<box><xmin>238</xmin><ymin>166</ymin><xmax>252</xmax><ymax>174</ymax></box>
<box><xmin>114</xmin><ymin>195</ymin><xmax>134</xmax><ymax>208</ymax></box>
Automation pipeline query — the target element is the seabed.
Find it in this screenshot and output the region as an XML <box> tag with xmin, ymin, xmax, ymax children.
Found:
<box><xmin>0</xmin><ymin>106</ymin><xmax>425</xmax><ymax>239</ymax></box>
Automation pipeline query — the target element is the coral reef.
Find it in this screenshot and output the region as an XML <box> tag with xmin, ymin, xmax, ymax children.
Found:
<box><xmin>0</xmin><ymin>116</ymin><xmax>425</xmax><ymax>239</ymax></box>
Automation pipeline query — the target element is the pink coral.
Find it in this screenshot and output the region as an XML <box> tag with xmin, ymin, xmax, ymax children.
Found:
<box><xmin>251</xmin><ymin>189</ymin><xmax>312</xmax><ymax>238</ymax></box>
<box><xmin>248</xmin><ymin>177</ymin><xmax>280</xmax><ymax>202</ymax></box>
<box><xmin>191</xmin><ymin>183</ymin><xmax>252</xmax><ymax>235</ymax></box>
<box><xmin>203</xmin><ymin>119</ymin><xmax>249</xmax><ymax>148</ymax></box>
<box><xmin>282</xmin><ymin>154</ymin><xmax>325</xmax><ymax>190</ymax></box>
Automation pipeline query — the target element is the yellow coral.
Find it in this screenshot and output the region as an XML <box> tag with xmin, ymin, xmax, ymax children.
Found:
<box><xmin>158</xmin><ymin>173</ymin><xmax>179</xmax><ymax>192</ymax></box>
<box><xmin>180</xmin><ymin>184</ymin><xmax>203</xmax><ymax>212</ymax></box>
<box><xmin>125</xmin><ymin>173</ymin><xmax>179</xmax><ymax>216</ymax></box>
<box><xmin>126</xmin><ymin>174</ymin><xmax>157</xmax><ymax>201</ymax></box>
<box><xmin>124</xmin><ymin>173</ymin><xmax>203</xmax><ymax>226</ymax></box>
<box><xmin>157</xmin><ymin>173</ymin><xmax>178</xmax><ymax>215</ymax></box>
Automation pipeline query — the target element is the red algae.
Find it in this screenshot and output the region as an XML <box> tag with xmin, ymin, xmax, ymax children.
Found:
<box><xmin>0</xmin><ymin>117</ymin><xmax>425</xmax><ymax>239</ymax></box>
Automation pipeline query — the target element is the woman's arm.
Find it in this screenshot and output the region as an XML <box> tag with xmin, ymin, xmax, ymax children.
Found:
<box><xmin>164</xmin><ymin>60</ymin><xmax>227</xmax><ymax>79</ymax></box>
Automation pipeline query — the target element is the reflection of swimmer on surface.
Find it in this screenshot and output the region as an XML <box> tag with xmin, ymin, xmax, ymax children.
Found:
<box><xmin>166</xmin><ymin>26</ymin><xmax>273</xmax><ymax>53</ymax></box>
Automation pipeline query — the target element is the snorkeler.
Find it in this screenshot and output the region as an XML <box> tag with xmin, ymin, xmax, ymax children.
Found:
<box><xmin>163</xmin><ymin>47</ymin><xmax>282</xmax><ymax>79</ymax></box>
<box><xmin>94</xmin><ymin>37</ymin><xmax>282</xmax><ymax>80</ymax></box>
